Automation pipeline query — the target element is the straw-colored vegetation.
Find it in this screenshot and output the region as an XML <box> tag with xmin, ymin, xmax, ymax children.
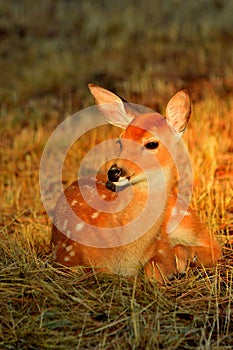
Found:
<box><xmin>0</xmin><ymin>1</ymin><xmax>233</xmax><ymax>349</ymax></box>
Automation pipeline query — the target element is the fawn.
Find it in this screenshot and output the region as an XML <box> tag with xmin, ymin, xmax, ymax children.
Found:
<box><xmin>51</xmin><ymin>84</ymin><xmax>221</xmax><ymax>282</ymax></box>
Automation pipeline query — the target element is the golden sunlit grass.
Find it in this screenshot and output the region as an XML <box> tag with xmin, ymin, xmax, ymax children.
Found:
<box><xmin>0</xmin><ymin>1</ymin><xmax>233</xmax><ymax>349</ymax></box>
<box><xmin>1</xmin><ymin>88</ymin><xmax>232</xmax><ymax>350</ymax></box>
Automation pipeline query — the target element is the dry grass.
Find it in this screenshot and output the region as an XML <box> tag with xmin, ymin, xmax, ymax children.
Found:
<box><xmin>0</xmin><ymin>1</ymin><xmax>233</xmax><ymax>349</ymax></box>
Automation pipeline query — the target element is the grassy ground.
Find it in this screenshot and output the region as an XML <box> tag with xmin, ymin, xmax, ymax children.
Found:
<box><xmin>0</xmin><ymin>1</ymin><xmax>233</xmax><ymax>349</ymax></box>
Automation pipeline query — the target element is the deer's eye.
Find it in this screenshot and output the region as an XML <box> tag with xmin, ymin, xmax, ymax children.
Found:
<box><xmin>144</xmin><ymin>141</ymin><xmax>159</xmax><ymax>150</ymax></box>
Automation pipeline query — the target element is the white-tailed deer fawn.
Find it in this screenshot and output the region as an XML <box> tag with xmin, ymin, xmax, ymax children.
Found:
<box><xmin>51</xmin><ymin>84</ymin><xmax>221</xmax><ymax>282</ymax></box>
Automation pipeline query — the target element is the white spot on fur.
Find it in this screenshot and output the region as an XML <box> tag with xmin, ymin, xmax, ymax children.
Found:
<box><xmin>64</xmin><ymin>256</ymin><xmax>70</xmax><ymax>262</ymax></box>
<box><xmin>69</xmin><ymin>250</ymin><xmax>76</xmax><ymax>257</ymax></box>
<box><xmin>101</xmin><ymin>194</ymin><xmax>106</xmax><ymax>200</ymax></box>
<box><xmin>76</xmin><ymin>222</ymin><xmax>84</xmax><ymax>231</ymax></box>
<box><xmin>171</xmin><ymin>207</ymin><xmax>178</xmax><ymax>216</ymax></box>
<box><xmin>63</xmin><ymin>220</ymin><xmax>68</xmax><ymax>230</ymax></box>
<box><xmin>71</xmin><ymin>200</ymin><xmax>78</xmax><ymax>206</ymax></box>
<box><xmin>158</xmin><ymin>249</ymin><xmax>165</xmax><ymax>255</ymax></box>
<box><xmin>66</xmin><ymin>245</ymin><xmax>73</xmax><ymax>252</ymax></box>
<box><xmin>91</xmin><ymin>212</ymin><xmax>100</xmax><ymax>219</ymax></box>
<box><xmin>171</xmin><ymin>207</ymin><xmax>191</xmax><ymax>217</ymax></box>
<box><xmin>83</xmin><ymin>184</ymin><xmax>92</xmax><ymax>190</ymax></box>
<box><xmin>179</xmin><ymin>209</ymin><xmax>191</xmax><ymax>216</ymax></box>
<box><xmin>66</xmin><ymin>230</ymin><xmax>71</xmax><ymax>238</ymax></box>
<box><xmin>83</xmin><ymin>184</ymin><xmax>96</xmax><ymax>195</ymax></box>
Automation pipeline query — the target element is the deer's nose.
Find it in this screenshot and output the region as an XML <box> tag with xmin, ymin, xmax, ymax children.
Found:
<box><xmin>108</xmin><ymin>165</ymin><xmax>122</xmax><ymax>182</ymax></box>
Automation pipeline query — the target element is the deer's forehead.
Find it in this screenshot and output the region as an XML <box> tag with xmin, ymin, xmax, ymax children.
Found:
<box><xmin>123</xmin><ymin>112</ymin><xmax>167</xmax><ymax>140</ymax></box>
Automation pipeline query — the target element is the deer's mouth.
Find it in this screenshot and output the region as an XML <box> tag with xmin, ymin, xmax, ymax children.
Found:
<box><xmin>105</xmin><ymin>178</ymin><xmax>130</xmax><ymax>192</ymax></box>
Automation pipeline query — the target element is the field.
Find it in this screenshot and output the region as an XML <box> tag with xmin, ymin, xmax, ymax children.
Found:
<box><xmin>0</xmin><ymin>1</ymin><xmax>233</xmax><ymax>349</ymax></box>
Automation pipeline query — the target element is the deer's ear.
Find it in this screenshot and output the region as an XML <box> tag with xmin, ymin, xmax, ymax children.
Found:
<box><xmin>165</xmin><ymin>90</ymin><xmax>191</xmax><ymax>136</ymax></box>
<box><xmin>88</xmin><ymin>84</ymin><xmax>134</xmax><ymax>129</ymax></box>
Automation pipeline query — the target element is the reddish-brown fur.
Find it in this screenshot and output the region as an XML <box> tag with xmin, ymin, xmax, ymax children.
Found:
<box><xmin>51</xmin><ymin>84</ymin><xmax>222</xmax><ymax>282</ymax></box>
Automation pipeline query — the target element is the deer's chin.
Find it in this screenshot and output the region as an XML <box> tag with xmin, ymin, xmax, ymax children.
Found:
<box><xmin>105</xmin><ymin>178</ymin><xmax>130</xmax><ymax>192</ymax></box>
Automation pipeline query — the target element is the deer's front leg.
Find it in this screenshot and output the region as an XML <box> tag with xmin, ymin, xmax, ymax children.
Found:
<box><xmin>144</xmin><ymin>241</ymin><xmax>178</xmax><ymax>283</ymax></box>
<box><xmin>144</xmin><ymin>239</ymin><xmax>222</xmax><ymax>283</ymax></box>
